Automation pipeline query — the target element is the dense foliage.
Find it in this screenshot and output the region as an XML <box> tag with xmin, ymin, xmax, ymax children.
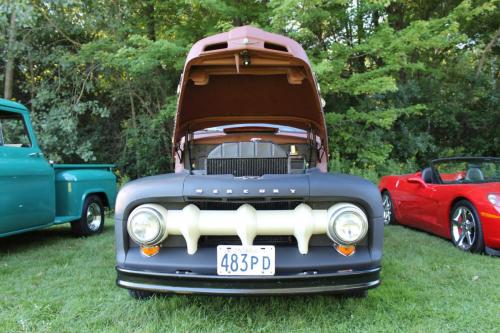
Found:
<box><xmin>1</xmin><ymin>0</ymin><xmax>498</xmax><ymax>181</ymax></box>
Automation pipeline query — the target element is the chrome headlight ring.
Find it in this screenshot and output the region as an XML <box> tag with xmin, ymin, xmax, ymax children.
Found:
<box><xmin>127</xmin><ymin>205</ymin><xmax>167</xmax><ymax>246</ymax></box>
<box><xmin>327</xmin><ymin>203</ymin><xmax>369</xmax><ymax>245</ymax></box>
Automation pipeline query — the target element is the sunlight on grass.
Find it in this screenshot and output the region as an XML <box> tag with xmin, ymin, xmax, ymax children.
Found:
<box><xmin>0</xmin><ymin>220</ymin><xmax>499</xmax><ymax>332</ymax></box>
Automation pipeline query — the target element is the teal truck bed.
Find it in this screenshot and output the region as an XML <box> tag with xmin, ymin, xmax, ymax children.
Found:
<box><xmin>0</xmin><ymin>99</ymin><xmax>116</xmax><ymax>237</ymax></box>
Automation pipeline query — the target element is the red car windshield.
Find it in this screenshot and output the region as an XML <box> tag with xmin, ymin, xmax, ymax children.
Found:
<box><xmin>432</xmin><ymin>158</ymin><xmax>500</xmax><ymax>184</ymax></box>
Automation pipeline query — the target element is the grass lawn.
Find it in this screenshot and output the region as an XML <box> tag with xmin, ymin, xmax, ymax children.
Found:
<box><xmin>1</xmin><ymin>219</ymin><xmax>499</xmax><ymax>333</ymax></box>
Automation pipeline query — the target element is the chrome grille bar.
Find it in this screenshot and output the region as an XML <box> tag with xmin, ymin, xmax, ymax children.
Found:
<box><xmin>207</xmin><ymin>157</ymin><xmax>288</xmax><ymax>177</ymax></box>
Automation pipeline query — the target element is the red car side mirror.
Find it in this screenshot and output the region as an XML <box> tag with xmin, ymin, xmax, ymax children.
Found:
<box><xmin>407</xmin><ymin>176</ymin><xmax>428</xmax><ymax>187</ymax></box>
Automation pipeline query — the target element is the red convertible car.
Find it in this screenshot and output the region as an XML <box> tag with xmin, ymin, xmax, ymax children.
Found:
<box><xmin>379</xmin><ymin>157</ymin><xmax>500</xmax><ymax>256</ymax></box>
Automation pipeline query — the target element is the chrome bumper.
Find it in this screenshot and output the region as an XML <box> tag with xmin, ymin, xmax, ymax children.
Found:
<box><xmin>116</xmin><ymin>266</ymin><xmax>381</xmax><ymax>296</ymax></box>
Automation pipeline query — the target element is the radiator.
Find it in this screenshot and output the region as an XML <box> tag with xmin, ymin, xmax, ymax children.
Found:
<box><xmin>206</xmin><ymin>157</ymin><xmax>288</xmax><ymax>177</ymax></box>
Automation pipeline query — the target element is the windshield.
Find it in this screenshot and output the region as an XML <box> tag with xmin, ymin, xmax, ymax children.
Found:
<box><xmin>432</xmin><ymin>158</ymin><xmax>500</xmax><ymax>184</ymax></box>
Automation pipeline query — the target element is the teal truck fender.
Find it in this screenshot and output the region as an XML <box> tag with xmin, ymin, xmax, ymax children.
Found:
<box><xmin>54</xmin><ymin>165</ymin><xmax>117</xmax><ymax>223</ymax></box>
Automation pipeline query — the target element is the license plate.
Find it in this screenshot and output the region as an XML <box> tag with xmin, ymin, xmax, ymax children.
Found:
<box><xmin>217</xmin><ymin>245</ymin><xmax>275</xmax><ymax>276</ymax></box>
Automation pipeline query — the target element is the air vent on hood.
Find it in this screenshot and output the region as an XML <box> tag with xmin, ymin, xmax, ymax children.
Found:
<box><xmin>204</xmin><ymin>42</ymin><xmax>228</xmax><ymax>51</ymax></box>
<box><xmin>264</xmin><ymin>42</ymin><xmax>288</xmax><ymax>52</ymax></box>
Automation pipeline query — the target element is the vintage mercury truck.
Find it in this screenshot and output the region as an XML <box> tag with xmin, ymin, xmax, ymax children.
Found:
<box><xmin>0</xmin><ymin>99</ymin><xmax>116</xmax><ymax>237</ymax></box>
<box><xmin>115</xmin><ymin>26</ymin><xmax>383</xmax><ymax>298</ymax></box>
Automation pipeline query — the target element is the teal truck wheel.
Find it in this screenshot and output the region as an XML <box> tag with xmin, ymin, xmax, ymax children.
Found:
<box><xmin>71</xmin><ymin>195</ymin><xmax>105</xmax><ymax>236</ymax></box>
<box><xmin>0</xmin><ymin>98</ymin><xmax>117</xmax><ymax>238</ymax></box>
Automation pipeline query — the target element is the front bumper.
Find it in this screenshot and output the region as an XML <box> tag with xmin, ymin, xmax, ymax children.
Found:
<box><xmin>481</xmin><ymin>210</ymin><xmax>500</xmax><ymax>250</ymax></box>
<box><xmin>116</xmin><ymin>246</ymin><xmax>381</xmax><ymax>295</ymax></box>
<box><xmin>116</xmin><ymin>266</ymin><xmax>380</xmax><ymax>295</ymax></box>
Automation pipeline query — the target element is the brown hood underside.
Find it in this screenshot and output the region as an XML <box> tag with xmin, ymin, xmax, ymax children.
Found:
<box><xmin>173</xmin><ymin>26</ymin><xmax>328</xmax><ymax>153</ymax></box>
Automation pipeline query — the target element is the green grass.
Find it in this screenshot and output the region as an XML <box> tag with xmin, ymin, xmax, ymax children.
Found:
<box><xmin>1</xmin><ymin>220</ymin><xmax>499</xmax><ymax>333</ymax></box>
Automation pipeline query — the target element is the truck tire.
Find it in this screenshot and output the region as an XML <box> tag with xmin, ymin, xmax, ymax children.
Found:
<box><xmin>334</xmin><ymin>290</ymin><xmax>368</xmax><ymax>298</ymax></box>
<box><xmin>128</xmin><ymin>289</ymin><xmax>155</xmax><ymax>300</ymax></box>
<box><xmin>345</xmin><ymin>290</ymin><xmax>368</xmax><ymax>298</ymax></box>
<box><xmin>71</xmin><ymin>195</ymin><xmax>105</xmax><ymax>236</ymax></box>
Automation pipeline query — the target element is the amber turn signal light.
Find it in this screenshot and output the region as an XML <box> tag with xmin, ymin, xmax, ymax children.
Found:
<box><xmin>141</xmin><ymin>245</ymin><xmax>160</xmax><ymax>257</ymax></box>
<box><xmin>335</xmin><ymin>244</ymin><xmax>356</xmax><ymax>257</ymax></box>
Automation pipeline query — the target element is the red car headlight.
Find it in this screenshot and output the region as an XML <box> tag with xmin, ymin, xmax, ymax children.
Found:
<box><xmin>488</xmin><ymin>194</ymin><xmax>500</xmax><ymax>207</ymax></box>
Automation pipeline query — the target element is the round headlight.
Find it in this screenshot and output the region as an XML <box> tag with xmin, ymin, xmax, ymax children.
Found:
<box><xmin>127</xmin><ymin>206</ymin><xmax>166</xmax><ymax>245</ymax></box>
<box><xmin>327</xmin><ymin>204</ymin><xmax>368</xmax><ymax>245</ymax></box>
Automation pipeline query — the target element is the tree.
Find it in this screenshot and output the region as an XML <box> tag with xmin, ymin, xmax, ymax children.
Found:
<box><xmin>0</xmin><ymin>0</ymin><xmax>498</xmax><ymax>182</ymax></box>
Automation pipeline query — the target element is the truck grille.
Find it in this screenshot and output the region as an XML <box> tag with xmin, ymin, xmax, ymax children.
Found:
<box><xmin>162</xmin><ymin>235</ymin><xmax>332</xmax><ymax>248</ymax></box>
<box><xmin>140</xmin><ymin>203</ymin><xmax>339</xmax><ymax>254</ymax></box>
<box><xmin>199</xmin><ymin>235</ymin><xmax>296</xmax><ymax>246</ymax></box>
<box><xmin>207</xmin><ymin>157</ymin><xmax>288</xmax><ymax>177</ymax></box>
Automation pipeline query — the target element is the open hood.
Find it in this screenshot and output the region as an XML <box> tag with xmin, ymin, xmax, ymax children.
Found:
<box><xmin>173</xmin><ymin>26</ymin><xmax>328</xmax><ymax>152</ymax></box>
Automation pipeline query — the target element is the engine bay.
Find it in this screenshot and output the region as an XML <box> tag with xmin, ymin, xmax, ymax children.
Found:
<box><xmin>181</xmin><ymin>125</ymin><xmax>322</xmax><ymax>176</ymax></box>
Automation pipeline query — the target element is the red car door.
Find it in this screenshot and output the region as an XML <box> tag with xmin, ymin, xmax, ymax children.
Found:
<box><xmin>407</xmin><ymin>184</ymin><xmax>439</xmax><ymax>231</ymax></box>
<box><xmin>396</xmin><ymin>173</ymin><xmax>439</xmax><ymax>231</ymax></box>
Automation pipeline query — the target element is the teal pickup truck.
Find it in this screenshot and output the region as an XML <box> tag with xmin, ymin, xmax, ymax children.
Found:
<box><xmin>0</xmin><ymin>99</ymin><xmax>116</xmax><ymax>237</ymax></box>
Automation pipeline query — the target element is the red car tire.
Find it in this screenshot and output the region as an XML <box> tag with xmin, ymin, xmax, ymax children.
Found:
<box><xmin>381</xmin><ymin>191</ymin><xmax>396</xmax><ymax>225</ymax></box>
<box><xmin>450</xmin><ymin>200</ymin><xmax>485</xmax><ymax>253</ymax></box>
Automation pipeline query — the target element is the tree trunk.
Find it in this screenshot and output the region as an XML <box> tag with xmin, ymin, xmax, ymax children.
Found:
<box><xmin>387</xmin><ymin>2</ymin><xmax>405</xmax><ymax>31</ymax></box>
<box><xmin>4</xmin><ymin>9</ymin><xmax>17</xmax><ymax>100</ymax></box>
<box><xmin>128</xmin><ymin>80</ymin><xmax>139</xmax><ymax>178</ymax></box>
<box><xmin>145</xmin><ymin>2</ymin><xmax>156</xmax><ymax>41</ymax></box>
<box><xmin>476</xmin><ymin>27</ymin><xmax>500</xmax><ymax>79</ymax></box>
<box><xmin>355</xmin><ymin>0</ymin><xmax>366</xmax><ymax>72</ymax></box>
<box><xmin>29</xmin><ymin>55</ymin><xmax>35</xmax><ymax>111</ymax></box>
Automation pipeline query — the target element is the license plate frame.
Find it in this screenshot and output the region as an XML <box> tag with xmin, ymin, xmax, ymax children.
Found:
<box><xmin>216</xmin><ymin>245</ymin><xmax>275</xmax><ymax>276</ymax></box>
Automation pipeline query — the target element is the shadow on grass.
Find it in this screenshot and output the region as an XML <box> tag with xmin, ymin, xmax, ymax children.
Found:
<box><xmin>0</xmin><ymin>223</ymin><xmax>114</xmax><ymax>255</ymax></box>
<box><xmin>128</xmin><ymin>292</ymin><xmax>356</xmax><ymax>313</ymax></box>
<box><xmin>389</xmin><ymin>223</ymin><xmax>499</xmax><ymax>258</ymax></box>
<box><xmin>120</xmin><ymin>292</ymin><xmax>363</xmax><ymax>331</ymax></box>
